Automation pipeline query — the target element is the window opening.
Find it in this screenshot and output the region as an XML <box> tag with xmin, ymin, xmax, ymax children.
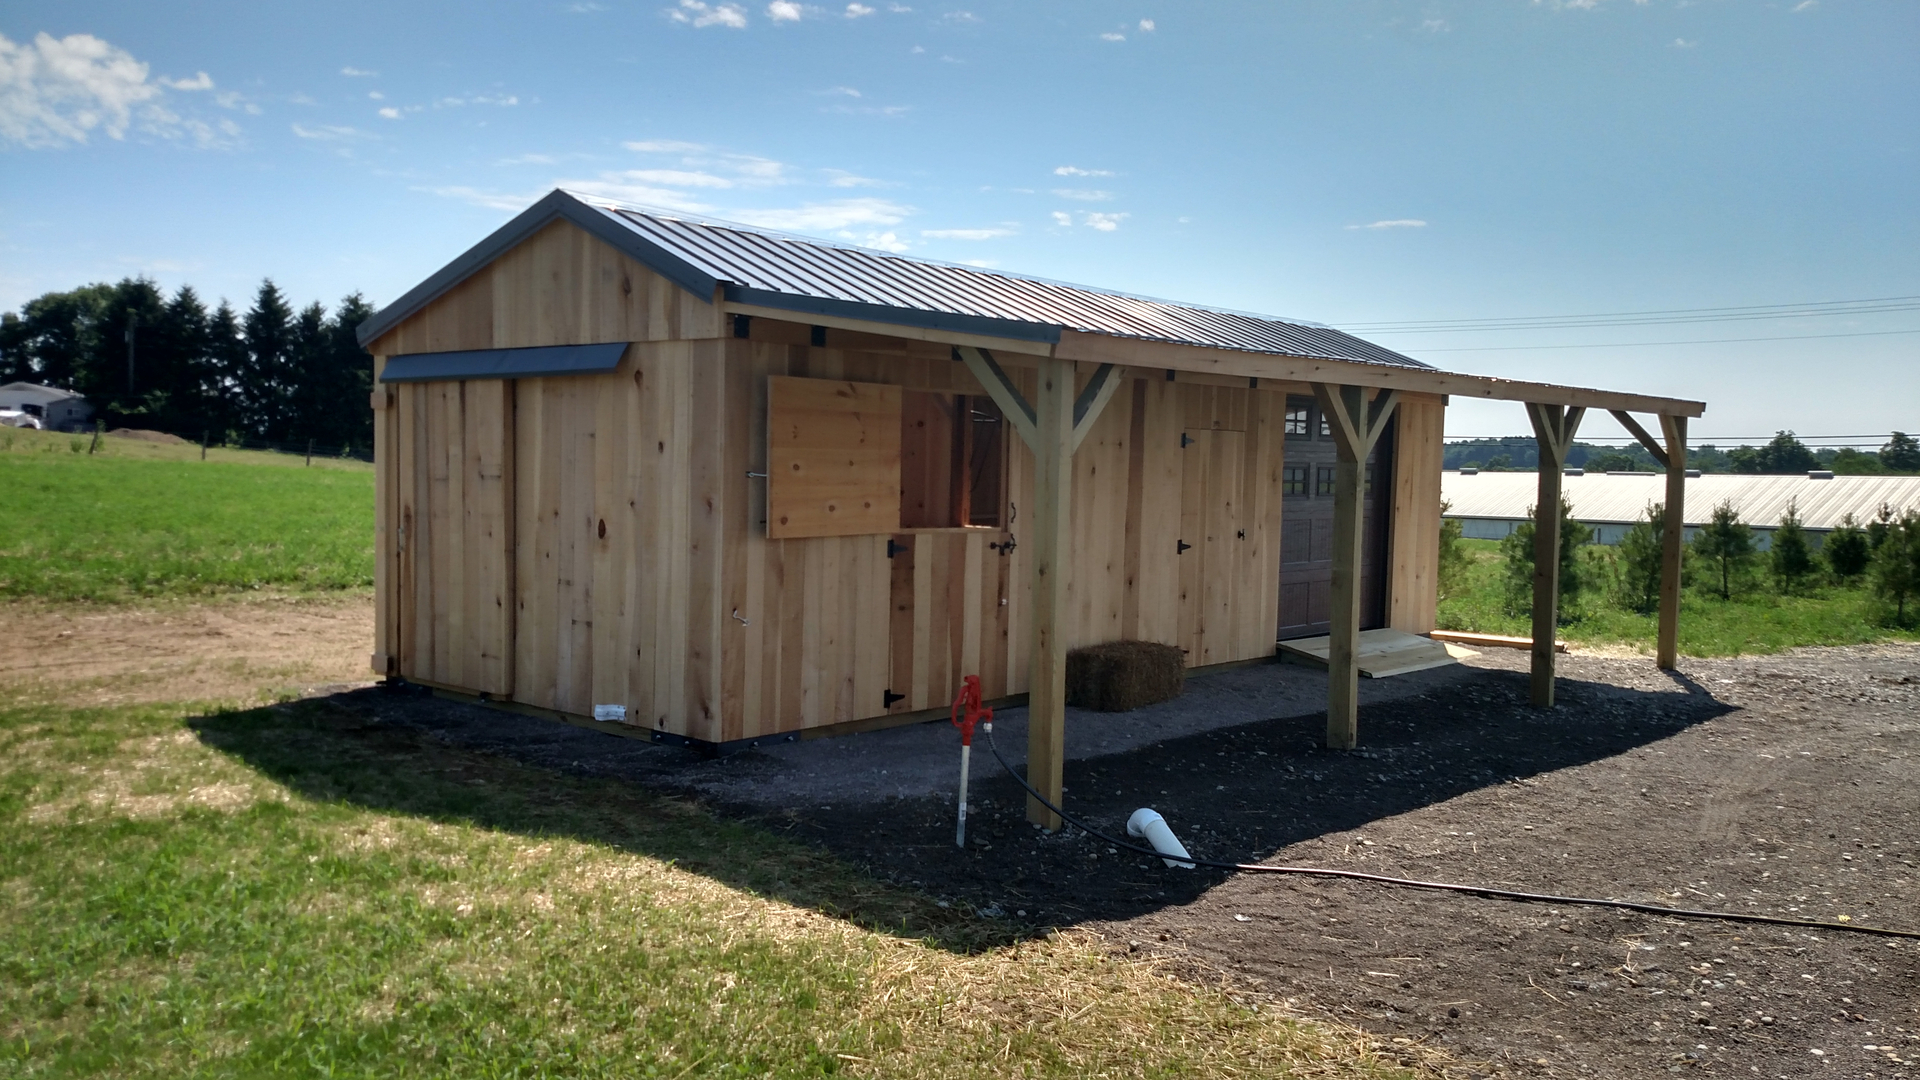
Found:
<box><xmin>1284</xmin><ymin>396</ymin><xmax>1313</xmax><ymax>439</ymax></box>
<box><xmin>1283</xmin><ymin>464</ymin><xmax>1309</xmax><ymax>496</ymax></box>
<box><xmin>901</xmin><ymin>390</ymin><xmax>1005</xmax><ymax>529</ymax></box>
<box><xmin>1315</xmin><ymin>465</ymin><xmax>1336</xmax><ymax>497</ymax></box>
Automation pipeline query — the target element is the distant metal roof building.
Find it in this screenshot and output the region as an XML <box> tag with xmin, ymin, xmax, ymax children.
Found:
<box><xmin>359</xmin><ymin>190</ymin><xmax>1431</xmax><ymax>371</ymax></box>
<box><xmin>1442</xmin><ymin>471</ymin><xmax>1920</xmax><ymax>536</ymax></box>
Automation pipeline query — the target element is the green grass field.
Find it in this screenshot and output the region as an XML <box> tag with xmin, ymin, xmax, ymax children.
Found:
<box><xmin>1437</xmin><ymin>538</ymin><xmax>1920</xmax><ymax>657</ymax></box>
<box><xmin>0</xmin><ymin>434</ymin><xmax>373</xmax><ymax>602</ymax></box>
<box><xmin>0</xmin><ymin>696</ymin><xmax>1413</xmax><ymax>1079</ymax></box>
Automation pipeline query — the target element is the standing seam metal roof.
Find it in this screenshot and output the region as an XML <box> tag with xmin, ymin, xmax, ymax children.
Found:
<box><xmin>598</xmin><ymin>203</ymin><xmax>1431</xmax><ymax>368</ymax></box>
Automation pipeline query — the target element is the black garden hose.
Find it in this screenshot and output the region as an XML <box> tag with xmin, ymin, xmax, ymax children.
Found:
<box><xmin>981</xmin><ymin>722</ymin><xmax>1920</xmax><ymax>940</ymax></box>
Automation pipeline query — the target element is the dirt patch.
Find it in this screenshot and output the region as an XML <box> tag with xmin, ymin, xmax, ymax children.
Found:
<box><xmin>0</xmin><ymin>593</ymin><xmax>376</xmax><ymax>707</ymax></box>
<box><xmin>107</xmin><ymin>428</ymin><xmax>189</xmax><ymax>444</ymax></box>
<box><xmin>754</xmin><ymin>645</ymin><xmax>1914</xmax><ymax>1080</ymax></box>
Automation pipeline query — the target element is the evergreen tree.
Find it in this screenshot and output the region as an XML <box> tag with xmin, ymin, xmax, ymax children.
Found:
<box><xmin>240</xmin><ymin>280</ymin><xmax>295</xmax><ymax>440</ymax></box>
<box><xmin>1436</xmin><ymin>500</ymin><xmax>1470</xmax><ymax>602</ymax></box>
<box><xmin>206</xmin><ymin>301</ymin><xmax>249</xmax><ymax>442</ymax></box>
<box><xmin>1866</xmin><ymin>503</ymin><xmax>1896</xmax><ymax>551</ymax></box>
<box><xmin>1769</xmin><ymin>503</ymin><xmax>1815</xmax><ymax>593</ymax></box>
<box><xmin>286</xmin><ymin>300</ymin><xmax>331</xmax><ymax>443</ymax></box>
<box><xmin>1501</xmin><ymin>495</ymin><xmax>1592</xmax><ymax>619</ymax></box>
<box><xmin>0</xmin><ymin>312</ymin><xmax>26</xmax><ymax>381</ymax></box>
<box><xmin>324</xmin><ymin>292</ymin><xmax>375</xmax><ymax>449</ymax></box>
<box><xmin>1691</xmin><ymin>500</ymin><xmax>1756</xmax><ymax>599</ymax></box>
<box><xmin>1616</xmin><ymin>502</ymin><xmax>1667</xmax><ymax>613</ymax></box>
<box><xmin>1869</xmin><ymin>511</ymin><xmax>1920</xmax><ymax>626</ymax></box>
<box><xmin>1882</xmin><ymin>431</ymin><xmax>1920</xmax><ymax>473</ymax></box>
<box><xmin>1823</xmin><ymin>514</ymin><xmax>1872</xmax><ymax>582</ymax></box>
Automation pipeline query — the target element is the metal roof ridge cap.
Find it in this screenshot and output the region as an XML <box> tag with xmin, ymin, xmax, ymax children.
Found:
<box><xmin>722</xmin><ymin>285</ymin><xmax>1062</xmax><ymax>343</ymax></box>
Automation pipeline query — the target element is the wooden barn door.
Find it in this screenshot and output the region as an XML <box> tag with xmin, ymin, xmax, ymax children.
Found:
<box><xmin>394</xmin><ymin>380</ymin><xmax>515</xmax><ymax>696</ymax></box>
<box><xmin>1176</xmin><ymin>428</ymin><xmax>1247</xmax><ymax>666</ymax></box>
<box><xmin>1276</xmin><ymin>396</ymin><xmax>1393</xmax><ymax>640</ymax></box>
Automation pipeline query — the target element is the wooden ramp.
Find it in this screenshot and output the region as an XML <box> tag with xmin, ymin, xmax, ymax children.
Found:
<box><xmin>1277</xmin><ymin>628</ymin><xmax>1459</xmax><ymax>678</ymax></box>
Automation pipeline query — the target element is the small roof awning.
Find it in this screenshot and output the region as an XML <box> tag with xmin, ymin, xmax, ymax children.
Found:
<box><xmin>378</xmin><ymin>342</ymin><xmax>629</xmax><ymax>383</ymax></box>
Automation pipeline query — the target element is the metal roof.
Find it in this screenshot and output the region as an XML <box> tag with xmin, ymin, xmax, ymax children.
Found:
<box><xmin>359</xmin><ymin>189</ymin><xmax>1431</xmax><ymax>371</ymax></box>
<box><xmin>1440</xmin><ymin>471</ymin><xmax>1920</xmax><ymax>531</ymax></box>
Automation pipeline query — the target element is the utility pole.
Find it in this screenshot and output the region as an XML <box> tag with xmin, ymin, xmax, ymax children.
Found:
<box><xmin>125</xmin><ymin>312</ymin><xmax>137</xmax><ymax>397</ymax></box>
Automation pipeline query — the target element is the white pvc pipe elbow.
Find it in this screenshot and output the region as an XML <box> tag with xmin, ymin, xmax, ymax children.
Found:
<box><xmin>1127</xmin><ymin>808</ymin><xmax>1195</xmax><ymax>869</ymax></box>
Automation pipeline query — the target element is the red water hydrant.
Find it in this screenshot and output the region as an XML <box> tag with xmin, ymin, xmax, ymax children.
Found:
<box><xmin>951</xmin><ymin>675</ymin><xmax>992</xmax><ymax>848</ymax></box>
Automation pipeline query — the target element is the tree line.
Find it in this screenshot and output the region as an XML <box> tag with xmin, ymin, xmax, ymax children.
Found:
<box><xmin>1464</xmin><ymin>498</ymin><xmax>1920</xmax><ymax>629</ymax></box>
<box><xmin>0</xmin><ymin>277</ymin><xmax>374</xmax><ymax>452</ymax></box>
<box><xmin>1443</xmin><ymin>430</ymin><xmax>1920</xmax><ymax>475</ymax></box>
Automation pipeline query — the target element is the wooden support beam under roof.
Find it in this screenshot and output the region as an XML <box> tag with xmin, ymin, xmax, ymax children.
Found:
<box><xmin>1312</xmin><ymin>382</ymin><xmax>1400</xmax><ymax>751</ymax></box>
<box><xmin>1656</xmin><ymin>414</ymin><xmax>1689</xmax><ymax>670</ymax></box>
<box><xmin>720</xmin><ymin>304</ymin><xmax>1706</xmax><ymax>418</ymax></box>
<box><xmin>1524</xmin><ymin>402</ymin><xmax>1586</xmax><ymax>708</ymax></box>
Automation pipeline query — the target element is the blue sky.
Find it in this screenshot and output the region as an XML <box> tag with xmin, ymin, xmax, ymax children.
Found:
<box><xmin>3</xmin><ymin>0</ymin><xmax>1914</xmax><ymax>443</ymax></box>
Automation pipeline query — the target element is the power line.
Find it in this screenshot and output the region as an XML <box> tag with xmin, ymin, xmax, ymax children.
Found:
<box><xmin>1340</xmin><ymin>294</ymin><xmax>1920</xmax><ymax>333</ymax></box>
<box><xmin>1414</xmin><ymin>327</ymin><xmax>1920</xmax><ymax>352</ymax></box>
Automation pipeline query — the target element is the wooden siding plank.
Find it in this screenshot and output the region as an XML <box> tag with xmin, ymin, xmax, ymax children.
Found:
<box><xmin>765</xmin><ymin>376</ymin><xmax>903</xmax><ymax>539</ymax></box>
<box><xmin>1387</xmin><ymin>393</ymin><xmax>1445</xmax><ymax>635</ymax></box>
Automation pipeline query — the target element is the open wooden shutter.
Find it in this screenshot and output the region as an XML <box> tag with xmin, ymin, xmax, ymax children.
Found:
<box><xmin>767</xmin><ymin>376</ymin><xmax>902</xmax><ymax>539</ymax></box>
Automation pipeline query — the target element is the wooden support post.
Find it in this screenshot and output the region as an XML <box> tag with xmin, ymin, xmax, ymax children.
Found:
<box><xmin>1312</xmin><ymin>382</ymin><xmax>1399</xmax><ymax>750</ymax></box>
<box><xmin>955</xmin><ymin>347</ymin><xmax>1120</xmax><ymax>828</ymax></box>
<box><xmin>1027</xmin><ymin>356</ymin><xmax>1073</xmax><ymax>829</ymax></box>
<box><xmin>1524</xmin><ymin>402</ymin><xmax>1585</xmax><ymax>707</ymax></box>
<box><xmin>1657</xmin><ymin>413</ymin><xmax>1687</xmax><ymax>670</ymax></box>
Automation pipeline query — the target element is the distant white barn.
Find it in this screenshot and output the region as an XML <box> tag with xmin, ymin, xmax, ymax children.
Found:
<box><xmin>1441</xmin><ymin>470</ymin><xmax>1920</xmax><ymax>549</ymax></box>
<box><xmin>0</xmin><ymin>382</ymin><xmax>94</xmax><ymax>432</ymax></box>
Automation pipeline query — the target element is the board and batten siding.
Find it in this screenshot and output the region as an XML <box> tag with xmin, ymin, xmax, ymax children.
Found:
<box><xmin>368</xmin><ymin>217</ymin><xmax>1447</xmax><ymax>744</ymax></box>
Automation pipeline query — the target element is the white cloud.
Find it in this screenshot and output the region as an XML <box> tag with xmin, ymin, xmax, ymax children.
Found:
<box><xmin>378</xmin><ymin>107</ymin><xmax>400</xmax><ymax>119</ymax></box>
<box><xmin>1420</xmin><ymin>18</ymin><xmax>1449</xmax><ymax>33</ymax></box>
<box><xmin>368</xmin><ymin>90</ymin><xmax>385</xmax><ymax>100</ymax></box>
<box><xmin>823</xmin><ymin>85</ymin><xmax>861</xmax><ymax>96</ymax></box>
<box><xmin>824</xmin><ymin>170</ymin><xmax>884</xmax><ymax>187</ymax></box>
<box><xmin>668</xmin><ymin>0</ymin><xmax>750</xmax><ymax>27</ymax></box>
<box><xmin>921</xmin><ymin>226</ymin><xmax>1014</xmax><ymax>240</ymax></box>
<box><xmin>768</xmin><ymin>1</ymin><xmax>806</xmax><ymax>21</ymax></box>
<box><xmin>568</xmin><ymin>1</ymin><xmax>609</xmax><ymax>10</ymax></box>
<box><xmin>1346</xmin><ymin>218</ymin><xmax>1427</xmax><ymax>230</ymax></box>
<box><xmin>942</xmin><ymin>10</ymin><xmax>980</xmax><ymax>23</ymax></box>
<box><xmin>341</xmin><ymin>66</ymin><xmax>377</xmax><ymax>77</ymax></box>
<box><xmin>496</xmin><ymin>153</ymin><xmax>558</xmax><ymax>165</ymax></box>
<box><xmin>1670</xmin><ymin>38</ymin><xmax>1697</xmax><ymax>48</ymax></box>
<box><xmin>1053</xmin><ymin>165</ymin><xmax>1112</xmax><ymax>177</ymax></box>
<box><xmin>1052</xmin><ymin>188</ymin><xmax>1112</xmax><ymax>201</ymax></box>
<box><xmin>1138</xmin><ymin>18</ymin><xmax>1154</xmax><ymax>31</ymax></box>
<box><xmin>1051</xmin><ymin>211</ymin><xmax>1072</xmax><ymax>227</ymax></box>
<box><xmin>846</xmin><ymin>3</ymin><xmax>876</xmax><ymax>15</ymax></box>
<box><xmin>292</xmin><ymin>122</ymin><xmax>370</xmax><ymax>140</ymax></box>
<box><xmin>1100</xmin><ymin>32</ymin><xmax>1126</xmax><ymax>42</ymax></box>
<box><xmin>890</xmin><ymin>3</ymin><xmax>912</xmax><ymax>9</ymax></box>
<box><xmin>1084</xmin><ymin>212</ymin><xmax>1127</xmax><ymax>231</ymax></box>
<box><xmin>421</xmin><ymin>185</ymin><xmax>547</xmax><ymax>212</ymax></box>
<box><xmin>1791</xmin><ymin>0</ymin><xmax>1818</xmax><ymax>9</ymax></box>
<box><xmin>624</xmin><ymin>138</ymin><xmax>709</xmax><ymax>152</ymax></box>
<box><xmin>731</xmin><ymin>197</ymin><xmax>912</xmax><ymax>232</ymax></box>
<box><xmin>0</xmin><ymin>32</ymin><xmax>240</xmax><ymax>148</ymax></box>
<box><xmin>623</xmin><ymin>167</ymin><xmax>736</xmax><ymax>187</ymax></box>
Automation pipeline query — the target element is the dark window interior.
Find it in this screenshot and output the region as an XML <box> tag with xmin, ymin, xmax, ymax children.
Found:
<box><xmin>1284</xmin><ymin>396</ymin><xmax>1313</xmax><ymax>439</ymax></box>
<box><xmin>1283</xmin><ymin>464</ymin><xmax>1309</xmax><ymax>496</ymax></box>
<box><xmin>901</xmin><ymin>390</ymin><xmax>1005</xmax><ymax>529</ymax></box>
<box><xmin>1315</xmin><ymin>465</ymin><xmax>1336</xmax><ymax>496</ymax></box>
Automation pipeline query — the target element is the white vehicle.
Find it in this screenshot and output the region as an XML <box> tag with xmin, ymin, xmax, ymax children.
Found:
<box><xmin>0</xmin><ymin>406</ymin><xmax>41</xmax><ymax>429</ymax></box>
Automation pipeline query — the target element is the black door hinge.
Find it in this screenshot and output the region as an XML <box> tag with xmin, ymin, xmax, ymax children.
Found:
<box><xmin>883</xmin><ymin>689</ymin><xmax>907</xmax><ymax>709</ymax></box>
<box><xmin>989</xmin><ymin>536</ymin><xmax>1017</xmax><ymax>556</ymax></box>
<box><xmin>1180</xmin><ymin>432</ymin><xmax>1195</xmax><ymax>448</ymax></box>
<box><xmin>1237</xmin><ymin>529</ymin><xmax>1246</xmax><ymax>540</ymax></box>
<box><xmin>887</xmin><ymin>538</ymin><xmax>907</xmax><ymax>558</ymax></box>
<box><xmin>1177</xmin><ymin>539</ymin><xmax>1192</xmax><ymax>554</ymax></box>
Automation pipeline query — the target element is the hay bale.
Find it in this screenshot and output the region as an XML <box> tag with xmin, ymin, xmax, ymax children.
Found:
<box><xmin>1065</xmin><ymin>640</ymin><xmax>1186</xmax><ymax>712</ymax></box>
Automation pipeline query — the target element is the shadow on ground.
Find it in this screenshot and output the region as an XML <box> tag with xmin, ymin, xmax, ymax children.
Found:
<box><xmin>191</xmin><ymin>659</ymin><xmax>1734</xmax><ymax>947</ymax></box>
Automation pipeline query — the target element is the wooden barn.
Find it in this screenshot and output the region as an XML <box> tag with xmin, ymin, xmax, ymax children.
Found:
<box><xmin>357</xmin><ymin>189</ymin><xmax>1706</xmax><ymax>827</ymax></box>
